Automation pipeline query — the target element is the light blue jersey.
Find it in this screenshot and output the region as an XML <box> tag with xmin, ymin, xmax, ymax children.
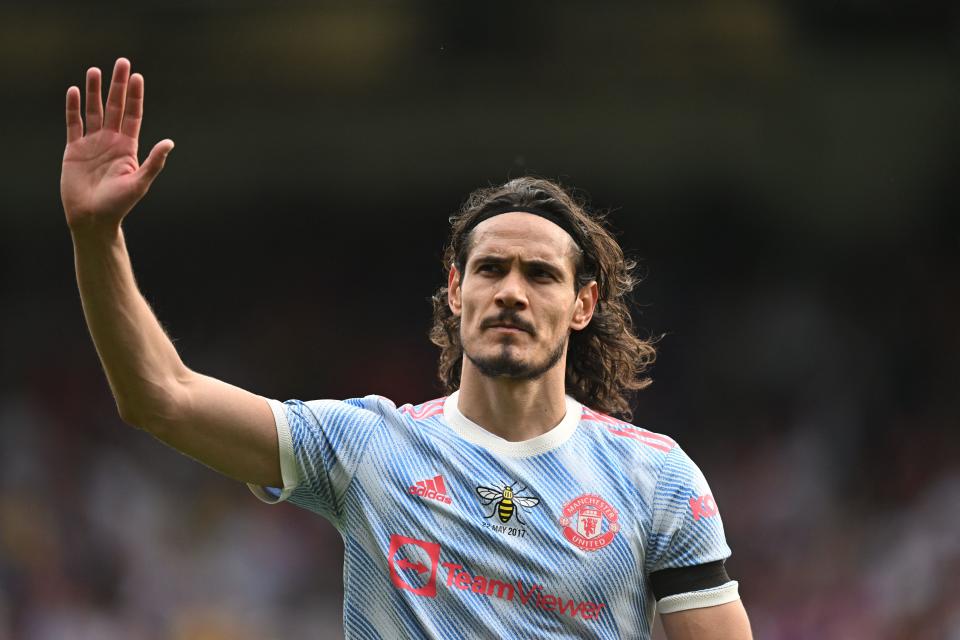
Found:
<box><xmin>250</xmin><ymin>392</ymin><xmax>737</xmax><ymax>639</ymax></box>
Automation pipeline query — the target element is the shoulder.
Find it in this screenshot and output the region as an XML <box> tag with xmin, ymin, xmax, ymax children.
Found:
<box><xmin>577</xmin><ymin>406</ymin><xmax>717</xmax><ymax>501</ymax></box>
<box><xmin>286</xmin><ymin>395</ymin><xmax>454</xmax><ymax>438</ymax></box>
<box><xmin>578</xmin><ymin>405</ymin><xmax>678</xmax><ymax>462</ymax></box>
<box><xmin>576</xmin><ymin>405</ymin><xmax>698</xmax><ymax>503</ymax></box>
<box><xmin>396</xmin><ymin>396</ymin><xmax>447</xmax><ymax>421</ymax></box>
<box><xmin>287</xmin><ymin>394</ymin><xmax>400</xmax><ymax>426</ymax></box>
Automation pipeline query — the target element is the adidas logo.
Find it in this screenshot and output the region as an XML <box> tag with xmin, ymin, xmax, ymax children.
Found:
<box><xmin>409</xmin><ymin>475</ymin><xmax>453</xmax><ymax>505</ymax></box>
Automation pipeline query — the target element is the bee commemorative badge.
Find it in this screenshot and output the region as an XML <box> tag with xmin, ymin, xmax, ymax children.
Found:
<box><xmin>559</xmin><ymin>494</ymin><xmax>620</xmax><ymax>551</ymax></box>
<box><xmin>475</xmin><ymin>481</ymin><xmax>540</xmax><ymax>539</ymax></box>
<box><xmin>476</xmin><ymin>481</ymin><xmax>540</xmax><ymax>524</ymax></box>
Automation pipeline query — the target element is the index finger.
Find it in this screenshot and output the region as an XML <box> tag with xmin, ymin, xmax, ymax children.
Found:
<box><xmin>120</xmin><ymin>73</ymin><xmax>144</xmax><ymax>140</ymax></box>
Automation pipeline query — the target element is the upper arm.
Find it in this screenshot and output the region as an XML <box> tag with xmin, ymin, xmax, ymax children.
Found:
<box><xmin>645</xmin><ymin>446</ymin><xmax>746</xmax><ymax>634</ymax></box>
<box><xmin>646</xmin><ymin>446</ymin><xmax>731</xmax><ymax>576</ymax></box>
<box><xmin>144</xmin><ymin>369</ymin><xmax>281</xmax><ymax>487</ymax></box>
<box><xmin>660</xmin><ymin>599</ymin><xmax>752</xmax><ymax>640</ymax></box>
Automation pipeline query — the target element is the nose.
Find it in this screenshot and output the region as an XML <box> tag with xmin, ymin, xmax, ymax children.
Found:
<box><xmin>493</xmin><ymin>269</ymin><xmax>528</xmax><ymax>309</ymax></box>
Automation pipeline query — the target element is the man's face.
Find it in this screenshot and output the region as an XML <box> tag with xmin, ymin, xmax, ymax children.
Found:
<box><xmin>448</xmin><ymin>212</ymin><xmax>597</xmax><ymax>381</ymax></box>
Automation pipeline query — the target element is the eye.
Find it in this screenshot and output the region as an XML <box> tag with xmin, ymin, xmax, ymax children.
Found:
<box><xmin>477</xmin><ymin>263</ymin><xmax>501</xmax><ymax>275</ymax></box>
<box><xmin>530</xmin><ymin>268</ymin><xmax>556</xmax><ymax>282</ymax></box>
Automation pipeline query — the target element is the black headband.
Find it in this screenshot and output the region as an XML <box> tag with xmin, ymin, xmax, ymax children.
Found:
<box><xmin>463</xmin><ymin>204</ymin><xmax>584</xmax><ymax>250</ymax></box>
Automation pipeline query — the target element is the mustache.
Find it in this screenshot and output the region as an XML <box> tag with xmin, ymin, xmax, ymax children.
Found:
<box><xmin>481</xmin><ymin>312</ymin><xmax>535</xmax><ymax>335</ymax></box>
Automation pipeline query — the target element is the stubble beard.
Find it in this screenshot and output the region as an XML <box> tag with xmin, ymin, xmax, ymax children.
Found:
<box><xmin>463</xmin><ymin>333</ymin><xmax>568</xmax><ymax>381</ymax></box>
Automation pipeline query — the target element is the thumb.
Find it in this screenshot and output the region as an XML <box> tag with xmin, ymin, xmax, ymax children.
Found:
<box><xmin>138</xmin><ymin>139</ymin><xmax>175</xmax><ymax>188</ymax></box>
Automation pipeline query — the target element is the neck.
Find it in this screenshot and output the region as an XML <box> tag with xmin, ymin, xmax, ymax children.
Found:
<box><xmin>456</xmin><ymin>357</ymin><xmax>569</xmax><ymax>441</ymax></box>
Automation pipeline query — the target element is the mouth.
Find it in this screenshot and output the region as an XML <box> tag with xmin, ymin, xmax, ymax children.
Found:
<box><xmin>489</xmin><ymin>325</ymin><xmax>526</xmax><ymax>334</ymax></box>
<box><xmin>483</xmin><ymin>319</ymin><xmax>534</xmax><ymax>335</ymax></box>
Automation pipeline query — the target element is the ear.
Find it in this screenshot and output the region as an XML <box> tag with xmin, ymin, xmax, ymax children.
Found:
<box><xmin>570</xmin><ymin>281</ymin><xmax>598</xmax><ymax>331</ymax></box>
<box><xmin>447</xmin><ymin>263</ymin><xmax>462</xmax><ymax>316</ymax></box>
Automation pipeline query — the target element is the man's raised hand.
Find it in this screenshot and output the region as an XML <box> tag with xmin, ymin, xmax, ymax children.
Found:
<box><xmin>61</xmin><ymin>58</ymin><xmax>174</xmax><ymax>232</ymax></box>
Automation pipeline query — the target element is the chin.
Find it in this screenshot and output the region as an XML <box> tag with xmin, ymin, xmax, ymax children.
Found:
<box><xmin>472</xmin><ymin>357</ymin><xmax>538</xmax><ymax>380</ymax></box>
<box><xmin>465</xmin><ymin>345</ymin><xmax>561</xmax><ymax>382</ymax></box>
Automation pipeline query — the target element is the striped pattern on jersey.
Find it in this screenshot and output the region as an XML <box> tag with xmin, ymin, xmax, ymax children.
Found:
<box><xmin>250</xmin><ymin>393</ymin><xmax>732</xmax><ymax>639</ymax></box>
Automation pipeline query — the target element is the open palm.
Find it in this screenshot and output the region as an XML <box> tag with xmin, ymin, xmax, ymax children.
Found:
<box><xmin>61</xmin><ymin>58</ymin><xmax>173</xmax><ymax>229</ymax></box>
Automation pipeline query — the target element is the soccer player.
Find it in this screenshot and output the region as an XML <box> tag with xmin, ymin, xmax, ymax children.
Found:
<box><xmin>61</xmin><ymin>58</ymin><xmax>752</xmax><ymax>639</ymax></box>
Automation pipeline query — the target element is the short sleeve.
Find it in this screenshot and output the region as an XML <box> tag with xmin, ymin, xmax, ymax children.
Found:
<box><xmin>645</xmin><ymin>445</ymin><xmax>732</xmax><ymax>575</ymax></box>
<box><xmin>247</xmin><ymin>396</ymin><xmax>385</xmax><ymax>526</ymax></box>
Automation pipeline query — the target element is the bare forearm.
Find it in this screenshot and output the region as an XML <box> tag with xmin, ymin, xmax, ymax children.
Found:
<box><xmin>72</xmin><ymin>224</ymin><xmax>189</xmax><ymax>427</ymax></box>
<box><xmin>72</xmin><ymin>223</ymin><xmax>280</xmax><ymax>486</ymax></box>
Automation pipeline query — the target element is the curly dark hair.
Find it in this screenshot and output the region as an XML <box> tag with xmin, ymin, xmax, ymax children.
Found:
<box><xmin>429</xmin><ymin>177</ymin><xmax>657</xmax><ymax>419</ymax></box>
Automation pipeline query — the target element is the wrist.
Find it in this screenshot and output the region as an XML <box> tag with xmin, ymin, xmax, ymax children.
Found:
<box><xmin>70</xmin><ymin>220</ymin><xmax>123</xmax><ymax>248</ymax></box>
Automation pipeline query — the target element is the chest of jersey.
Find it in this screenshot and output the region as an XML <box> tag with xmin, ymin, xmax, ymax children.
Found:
<box><xmin>339</xmin><ymin>416</ymin><xmax>655</xmax><ymax>637</ymax></box>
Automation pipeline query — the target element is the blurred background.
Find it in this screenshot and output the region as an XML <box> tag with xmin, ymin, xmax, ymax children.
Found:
<box><xmin>1</xmin><ymin>1</ymin><xmax>959</xmax><ymax>638</ymax></box>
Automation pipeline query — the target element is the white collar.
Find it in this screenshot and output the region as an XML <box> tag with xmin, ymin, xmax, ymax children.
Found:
<box><xmin>442</xmin><ymin>390</ymin><xmax>581</xmax><ymax>458</ymax></box>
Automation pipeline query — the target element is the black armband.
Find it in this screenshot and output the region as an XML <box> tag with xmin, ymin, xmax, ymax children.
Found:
<box><xmin>649</xmin><ymin>560</ymin><xmax>731</xmax><ymax>600</ymax></box>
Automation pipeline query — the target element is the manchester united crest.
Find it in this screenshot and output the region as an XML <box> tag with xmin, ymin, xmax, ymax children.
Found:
<box><xmin>558</xmin><ymin>494</ymin><xmax>620</xmax><ymax>551</ymax></box>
